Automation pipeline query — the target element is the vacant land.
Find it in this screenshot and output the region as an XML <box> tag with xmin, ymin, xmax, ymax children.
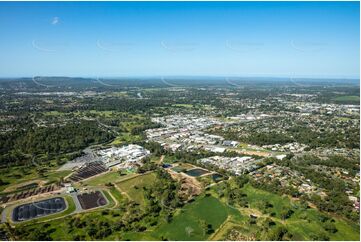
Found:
<box><xmin>208</xmin><ymin>183</ymin><xmax>360</xmax><ymax>241</ymax></box>
<box><xmin>239</xmin><ymin>184</ymin><xmax>360</xmax><ymax>241</ymax></box>
<box><xmin>333</xmin><ymin>95</ymin><xmax>360</xmax><ymax>102</ymax></box>
<box><xmin>81</xmin><ymin>171</ymin><xmax>137</xmax><ymax>187</ymax></box>
<box><xmin>116</xmin><ymin>173</ymin><xmax>157</xmax><ymax>205</ymax></box>
<box><xmin>153</xmin><ymin>195</ymin><xmax>229</xmax><ymax>240</ymax></box>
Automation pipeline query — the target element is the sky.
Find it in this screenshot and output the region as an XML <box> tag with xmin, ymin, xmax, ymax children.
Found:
<box><xmin>0</xmin><ymin>1</ymin><xmax>359</xmax><ymax>78</ymax></box>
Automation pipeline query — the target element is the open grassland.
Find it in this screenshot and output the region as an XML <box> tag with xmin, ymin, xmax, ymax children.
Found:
<box><xmin>212</xmin><ymin>183</ymin><xmax>360</xmax><ymax>241</ymax></box>
<box><xmin>150</xmin><ymin>195</ymin><xmax>230</xmax><ymax>241</ymax></box>
<box><xmin>0</xmin><ymin>166</ymin><xmax>71</xmax><ymax>194</ymax></box>
<box><xmin>108</xmin><ymin>186</ymin><xmax>123</xmax><ymax>203</ymax></box>
<box><xmin>333</xmin><ymin>95</ymin><xmax>360</xmax><ymax>102</ymax></box>
<box><xmin>9</xmin><ymin>182</ymin><xmax>359</xmax><ymax>241</ymax></box>
<box><xmin>80</xmin><ymin>171</ymin><xmax>137</xmax><ymax>187</ymax></box>
<box><xmin>116</xmin><ymin>173</ymin><xmax>157</xmax><ymax>205</ymax></box>
<box><xmin>111</xmin><ymin>133</ymin><xmax>143</xmax><ymax>145</ymax></box>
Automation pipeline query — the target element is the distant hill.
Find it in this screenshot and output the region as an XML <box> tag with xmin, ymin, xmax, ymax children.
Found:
<box><xmin>0</xmin><ymin>76</ymin><xmax>359</xmax><ymax>92</ymax></box>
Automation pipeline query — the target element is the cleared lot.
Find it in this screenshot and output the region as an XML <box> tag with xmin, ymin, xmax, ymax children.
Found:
<box><xmin>116</xmin><ymin>173</ymin><xmax>156</xmax><ymax>205</ymax></box>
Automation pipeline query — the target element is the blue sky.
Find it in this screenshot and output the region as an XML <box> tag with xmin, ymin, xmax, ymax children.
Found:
<box><xmin>0</xmin><ymin>1</ymin><xmax>359</xmax><ymax>78</ymax></box>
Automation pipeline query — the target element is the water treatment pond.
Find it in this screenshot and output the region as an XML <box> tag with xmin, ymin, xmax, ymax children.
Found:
<box><xmin>185</xmin><ymin>168</ymin><xmax>209</xmax><ymax>177</ymax></box>
<box><xmin>12</xmin><ymin>197</ymin><xmax>66</xmax><ymax>222</ymax></box>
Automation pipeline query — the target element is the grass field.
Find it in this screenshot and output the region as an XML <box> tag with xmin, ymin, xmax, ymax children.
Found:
<box><xmin>229</xmin><ymin>184</ymin><xmax>360</xmax><ymax>241</ymax></box>
<box><xmin>333</xmin><ymin>95</ymin><xmax>360</xmax><ymax>104</ymax></box>
<box><xmin>0</xmin><ymin>166</ymin><xmax>71</xmax><ymax>194</ymax></box>
<box><xmin>172</xmin><ymin>104</ymin><xmax>194</xmax><ymax>108</ymax></box>
<box><xmin>111</xmin><ymin>133</ymin><xmax>143</xmax><ymax>145</ymax></box>
<box><xmin>116</xmin><ymin>173</ymin><xmax>157</xmax><ymax>205</ymax></box>
<box><xmin>151</xmin><ymin>195</ymin><xmax>231</xmax><ymax>240</ymax></box>
<box><xmin>108</xmin><ymin>186</ymin><xmax>123</xmax><ymax>203</ymax></box>
<box><xmin>81</xmin><ymin>171</ymin><xmax>137</xmax><ymax>187</ymax></box>
<box><xmin>43</xmin><ymin>111</ymin><xmax>66</xmax><ymax>116</ymax></box>
<box><xmin>171</xmin><ymin>163</ymin><xmax>194</xmax><ymax>172</ymax></box>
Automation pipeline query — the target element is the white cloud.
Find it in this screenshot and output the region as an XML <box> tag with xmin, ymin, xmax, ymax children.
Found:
<box><xmin>51</xmin><ymin>17</ymin><xmax>59</xmax><ymax>25</ymax></box>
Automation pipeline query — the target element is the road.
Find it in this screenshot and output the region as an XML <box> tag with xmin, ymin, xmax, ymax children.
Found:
<box><xmin>0</xmin><ymin>207</ymin><xmax>7</xmax><ymax>223</ymax></box>
<box><xmin>70</xmin><ymin>192</ymin><xmax>83</xmax><ymax>213</ymax></box>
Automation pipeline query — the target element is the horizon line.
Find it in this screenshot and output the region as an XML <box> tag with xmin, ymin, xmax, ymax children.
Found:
<box><xmin>0</xmin><ymin>75</ymin><xmax>359</xmax><ymax>80</ymax></box>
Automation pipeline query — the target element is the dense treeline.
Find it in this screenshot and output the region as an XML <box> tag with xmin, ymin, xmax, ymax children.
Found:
<box><xmin>0</xmin><ymin>120</ymin><xmax>113</xmax><ymax>166</ymax></box>
<box><xmin>264</xmin><ymin>157</ymin><xmax>359</xmax><ymax>222</ymax></box>
<box><xmin>292</xmin><ymin>154</ymin><xmax>359</xmax><ymax>175</ymax></box>
<box><xmin>131</xmin><ymin>122</ymin><xmax>162</xmax><ymax>135</ymax></box>
<box><xmin>212</xmin><ymin>124</ymin><xmax>359</xmax><ymax>149</ymax></box>
<box><xmin>17</xmin><ymin>121</ymin><xmax>113</xmax><ymax>154</ymax></box>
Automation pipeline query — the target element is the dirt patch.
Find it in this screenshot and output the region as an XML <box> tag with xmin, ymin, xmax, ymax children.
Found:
<box><xmin>236</xmin><ymin>149</ymin><xmax>271</xmax><ymax>157</ymax></box>
<box><xmin>167</xmin><ymin>169</ymin><xmax>202</xmax><ymax>200</ymax></box>
<box><xmin>3</xmin><ymin>180</ymin><xmax>45</xmax><ymax>193</ymax></box>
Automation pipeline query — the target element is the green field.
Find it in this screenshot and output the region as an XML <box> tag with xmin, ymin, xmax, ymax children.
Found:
<box><xmin>119</xmin><ymin>181</ymin><xmax>360</xmax><ymax>241</ymax></box>
<box><xmin>116</xmin><ymin>173</ymin><xmax>157</xmax><ymax>205</ymax></box>
<box><xmin>8</xmin><ymin>181</ymin><xmax>360</xmax><ymax>241</ymax></box>
<box><xmin>80</xmin><ymin>171</ymin><xmax>137</xmax><ymax>187</ymax></box>
<box><xmin>111</xmin><ymin>133</ymin><xmax>143</xmax><ymax>145</ymax></box>
<box><xmin>108</xmin><ymin>186</ymin><xmax>124</xmax><ymax>204</ymax></box>
<box><xmin>171</xmin><ymin>163</ymin><xmax>194</xmax><ymax>172</ymax></box>
<box><xmin>151</xmin><ymin>195</ymin><xmax>230</xmax><ymax>240</ymax></box>
<box><xmin>43</xmin><ymin>111</ymin><xmax>66</xmax><ymax>116</ymax></box>
<box><xmin>333</xmin><ymin>95</ymin><xmax>360</xmax><ymax>103</ymax></box>
<box><xmin>0</xmin><ymin>166</ymin><xmax>71</xmax><ymax>194</ymax></box>
<box><xmin>232</xmin><ymin>184</ymin><xmax>360</xmax><ymax>241</ymax></box>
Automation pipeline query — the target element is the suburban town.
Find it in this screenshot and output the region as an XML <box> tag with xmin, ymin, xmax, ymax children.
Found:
<box><xmin>0</xmin><ymin>1</ymin><xmax>360</xmax><ymax>241</ymax></box>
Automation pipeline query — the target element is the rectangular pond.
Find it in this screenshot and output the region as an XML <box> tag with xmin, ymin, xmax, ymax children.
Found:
<box><xmin>12</xmin><ymin>197</ymin><xmax>66</xmax><ymax>222</ymax></box>
<box><xmin>185</xmin><ymin>168</ymin><xmax>209</xmax><ymax>177</ymax></box>
<box><xmin>77</xmin><ymin>191</ymin><xmax>107</xmax><ymax>210</ymax></box>
<box><xmin>212</xmin><ymin>173</ymin><xmax>224</xmax><ymax>182</ymax></box>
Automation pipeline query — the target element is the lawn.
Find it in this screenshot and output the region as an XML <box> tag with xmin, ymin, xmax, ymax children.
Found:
<box><xmin>116</xmin><ymin>173</ymin><xmax>157</xmax><ymax>205</ymax></box>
